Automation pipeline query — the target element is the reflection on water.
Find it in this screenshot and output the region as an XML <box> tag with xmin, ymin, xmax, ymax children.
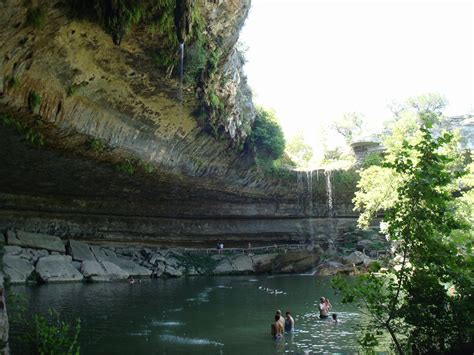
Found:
<box><xmin>10</xmin><ymin>276</ymin><xmax>383</xmax><ymax>354</ymax></box>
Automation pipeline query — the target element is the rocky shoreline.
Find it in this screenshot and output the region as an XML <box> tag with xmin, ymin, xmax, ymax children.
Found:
<box><xmin>1</xmin><ymin>230</ymin><xmax>383</xmax><ymax>284</ymax></box>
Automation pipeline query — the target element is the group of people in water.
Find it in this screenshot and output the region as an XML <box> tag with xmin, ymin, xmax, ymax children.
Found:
<box><xmin>271</xmin><ymin>296</ymin><xmax>337</xmax><ymax>340</ymax></box>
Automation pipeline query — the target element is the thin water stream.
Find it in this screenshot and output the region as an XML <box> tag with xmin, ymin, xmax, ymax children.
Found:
<box><xmin>10</xmin><ymin>276</ymin><xmax>380</xmax><ymax>354</ymax></box>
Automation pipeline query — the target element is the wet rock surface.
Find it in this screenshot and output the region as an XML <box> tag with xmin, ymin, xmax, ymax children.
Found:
<box><xmin>6</xmin><ymin>231</ymin><xmax>65</xmax><ymax>253</ymax></box>
<box><xmin>35</xmin><ymin>255</ymin><xmax>84</xmax><ymax>283</ymax></box>
<box><xmin>2</xmin><ymin>254</ymin><xmax>34</xmax><ymax>284</ymax></box>
<box><xmin>1</xmin><ymin>230</ymin><xmax>385</xmax><ymax>283</ymax></box>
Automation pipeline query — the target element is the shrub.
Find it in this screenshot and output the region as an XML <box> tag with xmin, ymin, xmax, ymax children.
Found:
<box><xmin>8</xmin><ymin>293</ymin><xmax>81</xmax><ymax>355</ymax></box>
<box><xmin>0</xmin><ymin>113</ymin><xmax>44</xmax><ymax>146</ymax></box>
<box><xmin>361</xmin><ymin>151</ymin><xmax>383</xmax><ymax>168</ymax></box>
<box><xmin>116</xmin><ymin>158</ymin><xmax>135</xmax><ymax>175</ymax></box>
<box><xmin>248</xmin><ymin>106</ymin><xmax>285</xmax><ymax>161</ymax></box>
<box><xmin>140</xmin><ymin>161</ymin><xmax>155</xmax><ymax>174</ymax></box>
<box><xmin>183</xmin><ymin>41</ymin><xmax>207</xmax><ymax>85</ymax></box>
<box><xmin>89</xmin><ymin>138</ymin><xmax>106</xmax><ymax>153</ymax></box>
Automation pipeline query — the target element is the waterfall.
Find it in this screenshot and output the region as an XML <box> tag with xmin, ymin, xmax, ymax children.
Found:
<box><xmin>296</xmin><ymin>171</ymin><xmax>303</xmax><ymax>211</ymax></box>
<box><xmin>179</xmin><ymin>43</ymin><xmax>184</xmax><ymax>117</ymax></box>
<box><xmin>306</xmin><ymin>170</ymin><xmax>313</xmax><ymax>215</ymax></box>
<box><xmin>325</xmin><ymin>170</ymin><xmax>334</xmax><ymax>216</ymax></box>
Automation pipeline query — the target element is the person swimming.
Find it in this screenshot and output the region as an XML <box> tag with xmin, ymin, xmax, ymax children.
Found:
<box><xmin>332</xmin><ymin>313</ymin><xmax>338</xmax><ymax>323</ymax></box>
<box><xmin>271</xmin><ymin>314</ymin><xmax>283</xmax><ymax>340</ymax></box>
<box><xmin>285</xmin><ymin>311</ymin><xmax>295</xmax><ymax>332</ymax></box>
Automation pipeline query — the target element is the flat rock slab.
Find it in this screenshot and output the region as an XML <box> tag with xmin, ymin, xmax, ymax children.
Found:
<box><xmin>67</xmin><ymin>240</ymin><xmax>96</xmax><ymax>261</ymax></box>
<box><xmin>230</xmin><ymin>255</ymin><xmax>253</xmax><ymax>273</ymax></box>
<box><xmin>113</xmin><ymin>259</ymin><xmax>151</xmax><ymax>277</ymax></box>
<box><xmin>213</xmin><ymin>258</ymin><xmax>233</xmax><ymax>274</ymax></box>
<box><xmin>251</xmin><ymin>253</ymin><xmax>277</xmax><ymax>273</ymax></box>
<box><xmin>81</xmin><ymin>260</ymin><xmax>129</xmax><ymax>281</ymax></box>
<box><xmin>35</xmin><ymin>255</ymin><xmax>83</xmax><ymax>282</ymax></box>
<box><xmin>342</xmin><ymin>251</ymin><xmax>369</xmax><ymax>266</ymax></box>
<box><xmin>7</xmin><ymin>230</ymin><xmax>65</xmax><ymax>253</ymax></box>
<box><xmin>3</xmin><ymin>255</ymin><xmax>34</xmax><ymax>283</ymax></box>
<box><xmin>3</xmin><ymin>245</ymin><xmax>23</xmax><ymax>255</ymax></box>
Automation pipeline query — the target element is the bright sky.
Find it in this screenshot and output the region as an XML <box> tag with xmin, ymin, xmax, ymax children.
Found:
<box><xmin>240</xmin><ymin>0</ymin><xmax>474</xmax><ymax>156</ymax></box>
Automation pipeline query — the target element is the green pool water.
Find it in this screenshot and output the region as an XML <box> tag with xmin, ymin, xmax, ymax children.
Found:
<box><xmin>10</xmin><ymin>275</ymin><xmax>375</xmax><ymax>354</ymax></box>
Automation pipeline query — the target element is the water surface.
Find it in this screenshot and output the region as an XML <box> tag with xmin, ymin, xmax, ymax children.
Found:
<box><xmin>11</xmin><ymin>275</ymin><xmax>369</xmax><ymax>354</ymax></box>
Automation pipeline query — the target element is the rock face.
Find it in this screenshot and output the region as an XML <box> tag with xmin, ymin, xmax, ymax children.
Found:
<box><xmin>81</xmin><ymin>260</ymin><xmax>129</xmax><ymax>282</ymax></box>
<box><xmin>67</xmin><ymin>240</ymin><xmax>96</xmax><ymax>262</ymax></box>
<box><xmin>2</xmin><ymin>231</ymin><xmax>384</xmax><ymax>283</ymax></box>
<box><xmin>6</xmin><ymin>231</ymin><xmax>64</xmax><ymax>253</ymax></box>
<box><xmin>2</xmin><ymin>254</ymin><xmax>34</xmax><ymax>283</ymax></box>
<box><xmin>0</xmin><ymin>273</ymin><xmax>9</xmax><ymax>354</ymax></box>
<box><xmin>0</xmin><ymin>0</ymin><xmax>360</xmax><ymax>247</ymax></box>
<box><xmin>35</xmin><ymin>255</ymin><xmax>83</xmax><ymax>283</ymax></box>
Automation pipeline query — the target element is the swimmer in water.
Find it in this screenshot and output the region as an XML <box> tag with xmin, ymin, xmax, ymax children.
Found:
<box><xmin>275</xmin><ymin>310</ymin><xmax>285</xmax><ymax>329</ymax></box>
<box><xmin>285</xmin><ymin>311</ymin><xmax>295</xmax><ymax>332</ymax></box>
<box><xmin>271</xmin><ymin>315</ymin><xmax>283</xmax><ymax>340</ymax></box>
<box><xmin>332</xmin><ymin>313</ymin><xmax>338</xmax><ymax>323</ymax></box>
<box><xmin>319</xmin><ymin>297</ymin><xmax>331</xmax><ymax>319</ymax></box>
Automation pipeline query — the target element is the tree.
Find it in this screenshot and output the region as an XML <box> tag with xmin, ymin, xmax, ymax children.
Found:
<box><xmin>248</xmin><ymin>106</ymin><xmax>285</xmax><ymax>161</ymax></box>
<box><xmin>285</xmin><ymin>132</ymin><xmax>313</xmax><ymax>168</ymax></box>
<box><xmin>334</xmin><ymin>110</ymin><xmax>474</xmax><ymax>354</ymax></box>
<box><xmin>332</xmin><ymin>112</ymin><xmax>364</xmax><ymax>144</ymax></box>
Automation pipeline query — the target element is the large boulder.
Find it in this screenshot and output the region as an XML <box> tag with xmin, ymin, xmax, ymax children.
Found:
<box><xmin>90</xmin><ymin>246</ymin><xmax>119</xmax><ymax>263</ymax></box>
<box><xmin>230</xmin><ymin>255</ymin><xmax>253</xmax><ymax>273</ymax></box>
<box><xmin>67</xmin><ymin>240</ymin><xmax>96</xmax><ymax>261</ymax></box>
<box><xmin>213</xmin><ymin>258</ymin><xmax>234</xmax><ymax>275</ymax></box>
<box><xmin>292</xmin><ymin>254</ymin><xmax>318</xmax><ymax>273</ymax></box>
<box><xmin>316</xmin><ymin>261</ymin><xmax>354</xmax><ymax>276</ymax></box>
<box><xmin>2</xmin><ymin>255</ymin><xmax>34</xmax><ymax>283</ymax></box>
<box><xmin>113</xmin><ymin>259</ymin><xmax>151</xmax><ymax>277</ymax></box>
<box><xmin>342</xmin><ymin>251</ymin><xmax>370</xmax><ymax>266</ymax></box>
<box><xmin>3</xmin><ymin>246</ymin><xmax>22</xmax><ymax>255</ymax></box>
<box><xmin>35</xmin><ymin>255</ymin><xmax>83</xmax><ymax>282</ymax></box>
<box><xmin>80</xmin><ymin>260</ymin><xmax>129</xmax><ymax>282</ymax></box>
<box><xmin>6</xmin><ymin>230</ymin><xmax>65</xmax><ymax>253</ymax></box>
<box><xmin>164</xmin><ymin>265</ymin><xmax>183</xmax><ymax>277</ymax></box>
<box><xmin>251</xmin><ymin>253</ymin><xmax>277</xmax><ymax>273</ymax></box>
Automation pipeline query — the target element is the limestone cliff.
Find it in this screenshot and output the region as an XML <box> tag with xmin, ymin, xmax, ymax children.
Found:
<box><xmin>0</xmin><ymin>0</ymin><xmax>364</xmax><ymax>245</ymax></box>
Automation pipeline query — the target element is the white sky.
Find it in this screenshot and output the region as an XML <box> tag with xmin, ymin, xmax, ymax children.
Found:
<box><xmin>239</xmin><ymin>0</ymin><xmax>474</xmax><ymax>155</ymax></box>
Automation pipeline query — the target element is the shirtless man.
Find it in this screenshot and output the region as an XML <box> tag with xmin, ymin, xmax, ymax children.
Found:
<box><xmin>319</xmin><ymin>297</ymin><xmax>331</xmax><ymax>319</ymax></box>
<box><xmin>271</xmin><ymin>315</ymin><xmax>284</xmax><ymax>339</ymax></box>
<box><xmin>275</xmin><ymin>310</ymin><xmax>285</xmax><ymax>329</ymax></box>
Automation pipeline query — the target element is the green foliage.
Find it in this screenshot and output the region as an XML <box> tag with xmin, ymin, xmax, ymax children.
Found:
<box><xmin>336</xmin><ymin>111</ymin><xmax>474</xmax><ymax>354</ymax></box>
<box><xmin>140</xmin><ymin>161</ymin><xmax>156</xmax><ymax>174</ymax></box>
<box><xmin>33</xmin><ymin>309</ymin><xmax>81</xmax><ymax>355</ymax></box>
<box><xmin>0</xmin><ymin>113</ymin><xmax>44</xmax><ymax>146</ymax></box>
<box><xmin>89</xmin><ymin>138</ymin><xmax>106</xmax><ymax>153</ymax></box>
<box><xmin>332</xmin><ymin>112</ymin><xmax>364</xmax><ymax>144</ymax></box>
<box><xmin>361</xmin><ymin>152</ymin><xmax>383</xmax><ymax>168</ymax></box>
<box><xmin>8</xmin><ymin>293</ymin><xmax>81</xmax><ymax>355</ymax></box>
<box><xmin>66</xmin><ymin>82</ymin><xmax>88</xmax><ymax>97</ymax></box>
<box><xmin>183</xmin><ymin>41</ymin><xmax>207</xmax><ymax>85</ymax></box>
<box><xmin>285</xmin><ymin>131</ymin><xmax>313</xmax><ymax>168</ymax></box>
<box><xmin>28</xmin><ymin>91</ymin><xmax>41</xmax><ymax>112</ymax></box>
<box><xmin>116</xmin><ymin>158</ymin><xmax>135</xmax><ymax>175</ymax></box>
<box><xmin>26</xmin><ymin>6</ymin><xmax>46</xmax><ymax>29</ymax></box>
<box><xmin>248</xmin><ymin>106</ymin><xmax>285</xmax><ymax>162</ymax></box>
